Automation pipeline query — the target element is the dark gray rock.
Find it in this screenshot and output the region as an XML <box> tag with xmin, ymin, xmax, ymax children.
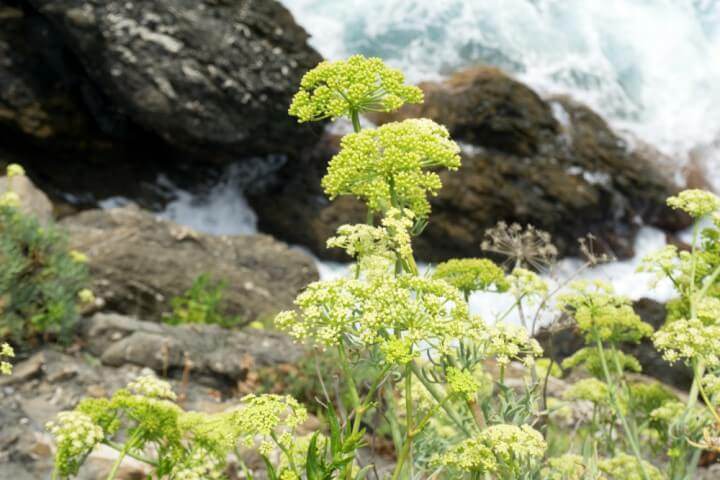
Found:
<box><xmin>24</xmin><ymin>0</ymin><xmax>323</xmax><ymax>160</ymax></box>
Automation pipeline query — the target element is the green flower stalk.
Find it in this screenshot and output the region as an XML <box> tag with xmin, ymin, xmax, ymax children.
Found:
<box><xmin>288</xmin><ymin>54</ymin><xmax>423</xmax><ymax>129</ymax></box>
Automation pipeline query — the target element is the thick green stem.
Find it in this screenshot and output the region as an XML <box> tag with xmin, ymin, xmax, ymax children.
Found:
<box><xmin>404</xmin><ymin>365</ymin><xmax>414</xmax><ymax>478</ymax></box>
<box><xmin>410</xmin><ymin>362</ymin><xmax>471</xmax><ymax>436</ymax></box>
<box><xmin>338</xmin><ymin>342</ymin><xmax>362</xmax><ymax>412</ymax></box>
<box><xmin>105</xmin><ymin>436</ymin><xmax>136</xmax><ymax>480</ymax></box>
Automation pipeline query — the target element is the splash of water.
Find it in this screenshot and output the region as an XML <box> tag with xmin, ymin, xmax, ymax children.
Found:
<box><xmin>284</xmin><ymin>0</ymin><xmax>720</xmax><ymax>188</ymax></box>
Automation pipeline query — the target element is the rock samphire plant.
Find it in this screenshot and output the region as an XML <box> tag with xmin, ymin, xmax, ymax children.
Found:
<box><xmin>0</xmin><ymin>164</ymin><xmax>89</xmax><ymax>345</ymax></box>
<box><xmin>46</xmin><ymin>56</ymin><xmax>720</xmax><ymax>479</ymax></box>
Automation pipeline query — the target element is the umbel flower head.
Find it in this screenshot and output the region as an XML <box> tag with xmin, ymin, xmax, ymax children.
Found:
<box><xmin>6</xmin><ymin>163</ymin><xmax>25</xmax><ymax>177</ymax></box>
<box><xmin>288</xmin><ymin>55</ymin><xmax>423</xmax><ymax>122</ymax></box>
<box><xmin>438</xmin><ymin>424</ymin><xmax>546</xmax><ymax>476</ymax></box>
<box><xmin>653</xmin><ymin>317</ymin><xmax>720</xmax><ymax>367</ymax></box>
<box><xmin>562</xmin><ymin>346</ymin><xmax>642</xmax><ymax>378</ymax></box>
<box><xmin>557</xmin><ymin>280</ymin><xmax>653</xmax><ymax>344</ymax></box>
<box><xmin>275</xmin><ymin>274</ymin><xmax>475</xmax><ymax>356</ymax></box>
<box><xmin>1</xmin><ymin>342</ymin><xmax>14</xmax><ymax>375</ymax></box>
<box><xmin>433</xmin><ymin>258</ymin><xmax>509</xmax><ymax>298</ymax></box>
<box><xmin>667</xmin><ymin>189</ymin><xmax>720</xmax><ymax>218</ymax></box>
<box><xmin>327</xmin><ymin>207</ymin><xmax>415</xmax><ymax>273</ymax></box>
<box><xmin>322</xmin><ymin>118</ymin><xmax>461</xmax><ymax>218</ymax></box>
<box><xmin>46</xmin><ymin>411</ymin><xmax>104</xmax><ymax>477</ymax></box>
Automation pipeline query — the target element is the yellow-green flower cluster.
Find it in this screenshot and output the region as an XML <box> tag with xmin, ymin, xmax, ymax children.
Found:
<box><xmin>171</xmin><ymin>446</ymin><xmax>224</xmax><ymax>480</ymax></box>
<box><xmin>6</xmin><ymin>163</ymin><xmax>25</xmax><ymax>177</ymax></box>
<box><xmin>507</xmin><ymin>267</ymin><xmax>548</xmax><ymax>300</ymax></box>
<box><xmin>0</xmin><ymin>342</ymin><xmax>13</xmax><ymax>375</ymax></box>
<box><xmin>562</xmin><ymin>347</ymin><xmax>641</xmax><ymax>378</ymax></box>
<box><xmin>127</xmin><ymin>375</ymin><xmax>177</xmax><ymax>400</ymax></box>
<box><xmin>433</xmin><ymin>258</ymin><xmax>509</xmax><ymax>297</ymax></box>
<box><xmin>446</xmin><ymin>366</ymin><xmax>481</xmax><ymax>401</ymax></box>
<box><xmin>70</xmin><ymin>250</ymin><xmax>89</xmax><ymax>263</ymax></box>
<box><xmin>557</xmin><ymin>281</ymin><xmax>653</xmax><ymax>344</ymax></box>
<box><xmin>327</xmin><ymin>207</ymin><xmax>414</xmax><ymax>267</ymax></box>
<box><xmin>702</xmin><ymin>374</ymin><xmax>720</xmax><ymax>404</ymax></box>
<box><xmin>479</xmin><ymin>321</ymin><xmax>543</xmax><ymax>366</ymax></box>
<box><xmin>562</xmin><ymin>377</ymin><xmax>610</xmax><ymax>406</ymax></box>
<box><xmin>77</xmin><ymin>288</ymin><xmax>95</xmax><ymax>306</ymax></box>
<box><xmin>438</xmin><ymin>424</ymin><xmax>546</xmax><ymax>475</ymax></box>
<box><xmin>46</xmin><ymin>411</ymin><xmax>104</xmax><ymax>477</ymax></box>
<box><xmin>0</xmin><ymin>191</ymin><xmax>20</xmax><ymax>208</ymax></box>
<box><xmin>321</xmin><ymin>119</ymin><xmax>461</xmax><ymax>218</ymax></box>
<box><xmin>288</xmin><ymin>55</ymin><xmax>423</xmax><ymax>122</ymax></box>
<box><xmin>667</xmin><ymin>189</ymin><xmax>720</xmax><ymax>218</ymax></box>
<box><xmin>542</xmin><ymin>454</ymin><xmax>586</xmax><ymax>480</ymax></box>
<box><xmin>649</xmin><ymin>400</ymin><xmax>685</xmax><ymax>426</ymax></box>
<box><xmin>276</xmin><ymin>274</ymin><xmax>473</xmax><ymax>356</ymax></box>
<box><xmin>653</xmin><ymin>318</ymin><xmax>720</xmax><ymax>366</ymax></box>
<box><xmin>598</xmin><ymin>452</ymin><xmax>664</xmax><ymax>480</ymax></box>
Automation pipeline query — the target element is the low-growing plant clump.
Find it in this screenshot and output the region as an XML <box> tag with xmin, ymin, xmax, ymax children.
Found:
<box><xmin>163</xmin><ymin>273</ymin><xmax>242</xmax><ymax>327</ymax></box>
<box><xmin>43</xmin><ymin>56</ymin><xmax>720</xmax><ymax>479</ymax></box>
<box><xmin>0</xmin><ymin>164</ymin><xmax>90</xmax><ymax>345</ymax></box>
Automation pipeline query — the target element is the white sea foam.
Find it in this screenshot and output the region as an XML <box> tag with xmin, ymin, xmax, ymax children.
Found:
<box><xmin>284</xmin><ymin>0</ymin><xmax>720</xmax><ymax>189</ymax></box>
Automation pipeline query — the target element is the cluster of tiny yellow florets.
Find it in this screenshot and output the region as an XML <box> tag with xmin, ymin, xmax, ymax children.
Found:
<box><xmin>0</xmin><ymin>163</ymin><xmax>25</xmax><ymax>208</ymax></box>
<box><xmin>438</xmin><ymin>424</ymin><xmax>546</xmax><ymax>475</ymax></box>
<box><xmin>562</xmin><ymin>347</ymin><xmax>642</xmax><ymax>378</ymax></box>
<box><xmin>231</xmin><ymin>394</ymin><xmax>308</xmax><ymax>456</ymax></box>
<box><xmin>667</xmin><ymin>189</ymin><xmax>720</xmax><ymax>218</ymax></box>
<box><xmin>433</xmin><ymin>258</ymin><xmax>508</xmax><ymax>297</ymax></box>
<box><xmin>327</xmin><ymin>207</ymin><xmax>415</xmax><ymax>270</ymax></box>
<box><xmin>46</xmin><ymin>411</ymin><xmax>105</xmax><ymax>477</ymax></box>
<box><xmin>446</xmin><ymin>366</ymin><xmax>481</xmax><ymax>401</ymax></box>
<box><xmin>562</xmin><ymin>377</ymin><xmax>611</xmax><ymax>407</ymax></box>
<box><xmin>171</xmin><ymin>447</ymin><xmax>224</xmax><ymax>480</ymax></box>
<box><xmin>479</xmin><ymin>321</ymin><xmax>543</xmax><ymax>366</ymax></box>
<box><xmin>321</xmin><ymin>119</ymin><xmax>461</xmax><ymax>218</ymax></box>
<box><xmin>276</xmin><ymin>274</ymin><xmax>474</xmax><ymax>356</ymax></box>
<box><xmin>127</xmin><ymin>375</ymin><xmax>178</xmax><ymax>400</ymax></box>
<box><xmin>598</xmin><ymin>452</ymin><xmax>664</xmax><ymax>480</ymax></box>
<box><xmin>557</xmin><ymin>281</ymin><xmax>653</xmax><ymax>344</ymax></box>
<box><xmin>542</xmin><ymin>454</ymin><xmax>586</xmax><ymax>480</ymax></box>
<box><xmin>0</xmin><ymin>342</ymin><xmax>13</xmax><ymax>375</ymax></box>
<box><xmin>288</xmin><ymin>55</ymin><xmax>423</xmax><ymax>122</ymax></box>
<box><xmin>507</xmin><ymin>267</ymin><xmax>548</xmax><ymax>301</ymax></box>
<box><xmin>653</xmin><ymin>318</ymin><xmax>720</xmax><ymax>366</ymax></box>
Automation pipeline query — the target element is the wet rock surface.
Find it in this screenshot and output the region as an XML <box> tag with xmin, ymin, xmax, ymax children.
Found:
<box><xmin>61</xmin><ymin>205</ymin><xmax>318</xmax><ymax>323</ymax></box>
<box><xmin>251</xmin><ymin>67</ymin><xmax>690</xmax><ymax>262</ymax></box>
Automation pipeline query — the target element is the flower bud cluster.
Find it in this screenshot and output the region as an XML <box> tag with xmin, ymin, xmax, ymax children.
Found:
<box><xmin>1</xmin><ymin>342</ymin><xmax>14</xmax><ymax>375</ymax></box>
<box><xmin>433</xmin><ymin>258</ymin><xmax>508</xmax><ymax>297</ymax></box>
<box><xmin>667</xmin><ymin>189</ymin><xmax>720</xmax><ymax>218</ymax></box>
<box><xmin>653</xmin><ymin>318</ymin><xmax>720</xmax><ymax>366</ymax></box>
<box><xmin>289</xmin><ymin>55</ymin><xmax>423</xmax><ymax>122</ymax></box>
<box><xmin>128</xmin><ymin>375</ymin><xmax>177</xmax><ymax>400</ymax></box>
<box><xmin>46</xmin><ymin>411</ymin><xmax>104</xmax><ymax>477</ymax></box>
<box><xmin>438</xmin><ymin>424</ymin><xmax>546</xmax><ymax>475</ymax></box>
<box><xmin>322</xmin><ymin>119</ymin><xmax>461</xmax><ymax>218</ymax></box>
